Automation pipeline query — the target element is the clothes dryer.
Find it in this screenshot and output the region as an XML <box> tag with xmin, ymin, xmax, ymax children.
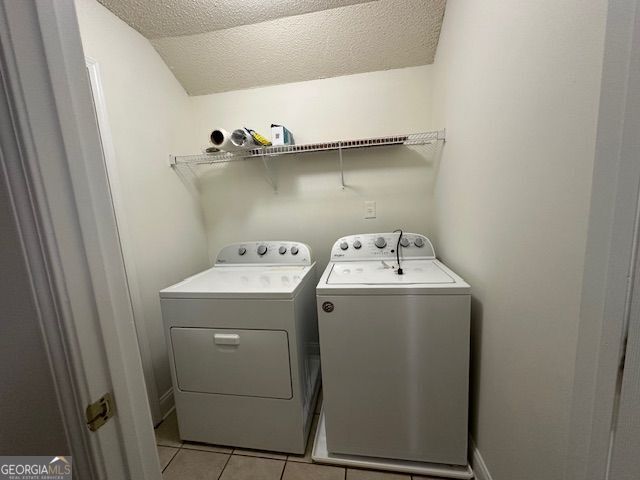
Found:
<box><xmin>160</xmin><ymin>241</ymin><xmax>320</xmax><ymax>454</ymax></box>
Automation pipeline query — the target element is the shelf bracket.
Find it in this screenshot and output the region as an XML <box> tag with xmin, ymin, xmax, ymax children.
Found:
<box><xmin>338</xmin><ymin>145</ymin><xmax>345</xmax><ymax>189</ymax></box>
<box><xmin>261</xmin><ymin>153</ymin><xmax>277</xmax><ymax>191</ymax></box>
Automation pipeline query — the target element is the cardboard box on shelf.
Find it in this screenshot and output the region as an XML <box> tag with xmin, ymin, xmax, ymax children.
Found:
<box><xmin>271</xmin><ymin>124</ymin><xmax>294</xmax><ymax>146</ymax></box>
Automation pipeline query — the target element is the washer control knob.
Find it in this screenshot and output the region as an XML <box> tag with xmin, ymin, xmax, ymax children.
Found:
<box><xmin>257</xmin><ymin>245</ymin><xmax>267</xmax><ymax>256</ymax></box>
<box><xmin>400</xmin><ymin>237</ymin><xmax>410</xmax><ymax>248</ymax></box>
<box><xmin>414</xmin><ymin>237</ymin><xmax>425</xmax><ymax>247</ymax></box>
<box><xmin>290</xmin><ymin>246</ymin><xmax>299</xmax><ymax>255</ymax></box>
<box><xmin>340</xmin><ymin>242</ymin><xmax>349</xmax><ymax>251</ymax></box>
<box><xmin>279</xmin><ymin>246</ymin><xmax>287</xmax><ymax>255</ymax></box>
<box><xmin>238</xmin><ymin>247</ymin><xmax>247</xmax><ymax>256</ymax></box>
<box><xmin>375</xmin><ymin>237</ymin><xmax>387</xmax><ymax>249</ymax></box>
<box><xmin>353</xmin><ymin>240</ymin><xmax>362</xmax><ymax>249</ymax></box>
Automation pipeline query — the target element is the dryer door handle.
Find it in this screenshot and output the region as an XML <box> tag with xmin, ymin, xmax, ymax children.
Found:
<box><xmin>214</xmin><ymin>333</ymin><xmax>240</xmax><ymax>345</ymax></box>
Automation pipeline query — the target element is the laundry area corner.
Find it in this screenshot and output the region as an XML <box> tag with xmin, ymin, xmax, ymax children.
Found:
<box><xmin>12</xmin><ymin>0</ymin><xmax>624</xmax><ymax>479</ymax></box>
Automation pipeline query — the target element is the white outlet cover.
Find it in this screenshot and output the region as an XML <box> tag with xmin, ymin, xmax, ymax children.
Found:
<box><xmin>364</xmin><ymin>201</ymin><xmax>376</xmax><ymax>219</ymax></box>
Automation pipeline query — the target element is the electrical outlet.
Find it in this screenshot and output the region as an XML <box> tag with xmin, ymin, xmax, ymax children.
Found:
<box><xmin>364</xmin><ymin>201</ymin><xmax>376</xmax><ymax>219</ymax></box>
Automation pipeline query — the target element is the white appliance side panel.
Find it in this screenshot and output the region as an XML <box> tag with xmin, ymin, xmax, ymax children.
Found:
<box><xmin>292</xmin><ymin>268</ymin><xmax>322</xmax><ymax>425</ymax></box>
<box><xmin>317</xmin><ymin>294</ymin><xmax>470</xmax><ymax>465</ymax></box>
<box><xmin>171</xmin><ymin>327</ymin><xmax>292</xmax><ymax>399</ymax></box>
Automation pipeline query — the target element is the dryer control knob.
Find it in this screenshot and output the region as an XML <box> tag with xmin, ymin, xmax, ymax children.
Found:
<box><xmin>340</xmin><ymin>242</ymin><xmax>349</xmax><ymax>251</ymax></box>
<box><xmin>238</xmin><ymin>247</ymin><xmax>247</xmax><ymax>256</ymax></box>
<box><xmin>400</xmin><ymin>237</ymin><xmax>410</xmax><ymax>247</ymax></box>
<box><xmin>257</xmin><ymin>245</ymin><xmax>268</xmax><ymax>255</ymax></box>
<box><xmin>414</xmin><ymin>237</ymin><xmax>425</xmax><ymax>247</ymax></box>
<box><xmin>279</xmin><ymin>246</ymin><xmax>287</xmax><ymax>255</ymax></box>
<box><xmin>290</xmin><ymin>246</ymin><xmax>299</xmax><ymax>255</ymax></box>
<box><xmin>353</xmin><ymin>240</ymin><xmax>362</xmax><ymax>249</ymax></box>
<box><xmin>375</xmin><ymin>237</ymin><xmax>387</xmax><ymax>249</ymax></box>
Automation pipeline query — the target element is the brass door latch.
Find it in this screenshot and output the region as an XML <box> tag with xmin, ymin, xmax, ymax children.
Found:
<box><xmin>86</xmin><ymin>392</ymin><xmax>115</xmax><ymax>432</ymax></box>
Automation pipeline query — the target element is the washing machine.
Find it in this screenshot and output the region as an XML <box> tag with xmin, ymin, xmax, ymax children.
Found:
<box><xmin>313</xmin><ymin>232</ymin><xmax>473</xmax><ymax>479</ymax></box>
<box><xmin>159</xmin><ymin>241</ymin><xmax>320</xmax><ymax>454</ymax></box>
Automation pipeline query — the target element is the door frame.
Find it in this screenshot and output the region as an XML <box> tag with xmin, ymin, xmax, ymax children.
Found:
<box><xmin>565</xmin><ymin>0</ymin><xmax>640</xmax><ymax>478</ymax></box>
<box><xmin>85</xmin><ymin>56</ymin><xmax>163</xmax><ymax>426</ymax></box>
<box><xmin>0</xmin><ymin>1</ymin><xmax>161</xmax><ymax>478</ymax></box>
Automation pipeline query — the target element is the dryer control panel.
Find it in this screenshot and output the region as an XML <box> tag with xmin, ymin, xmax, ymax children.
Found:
<box><xmin>216</xmin><ymin>241</ymin><xmax>312</xmax><ymax>265</ymax></box>
<box><xmin>330</xmin><ymin>233</ymin><xmax>435</xmax><ymax>261</ymax></box>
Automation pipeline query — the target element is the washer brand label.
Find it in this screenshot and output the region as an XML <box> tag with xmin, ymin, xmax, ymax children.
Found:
<box><xmin>0</xmin><ymin>457</ymin><xmax>72</xmax><ymax>479</ymax></box>
<box><xmin>322</xmin><ymin>302</ymin><xmax>335</xmax><ymax>313</ymax></box>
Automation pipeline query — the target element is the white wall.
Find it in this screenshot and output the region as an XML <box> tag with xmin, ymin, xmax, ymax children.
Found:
<box><xmin>431</xmin><ymin>1</ymin><xmax>607</xmax><ymax>479</ymax></box>
<box><xmin>75</xmin><ymin>0</ymin><xmax>210</xmax><ymax>418</ymax></box>
<box><xmin>191</xmin><ymin>66</ymin><xmax>438</xmax><ymax>272</ymax></box>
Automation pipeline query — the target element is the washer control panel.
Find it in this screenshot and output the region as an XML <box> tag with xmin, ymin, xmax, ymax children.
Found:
<box><xmin>216</xmin><ymin>241</ymin><xmax>312</xmax><ymax>265</ymax></box>
<box><xmin>330</xmin><ymin>233</ymin><xmax>435</xmax><ymax>261</ymax></box>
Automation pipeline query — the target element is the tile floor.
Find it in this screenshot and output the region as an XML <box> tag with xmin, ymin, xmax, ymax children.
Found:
<box><xmin>155</xmin><ymin>392</ymin><xmax>444</xmax><ymax>479</ymax></box>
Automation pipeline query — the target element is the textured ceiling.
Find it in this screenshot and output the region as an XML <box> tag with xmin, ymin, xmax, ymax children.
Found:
<box><xmin>98</xmin><ymin>0</ymin><xmax>374</xmax><ymax>38</ymax></box>
<box><xmin>98</xmin><ymin>0</ymin><xmax>446</xmax><ymax>96</ymax></box>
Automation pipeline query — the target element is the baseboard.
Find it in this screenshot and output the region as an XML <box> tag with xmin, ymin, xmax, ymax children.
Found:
<box><xmin>159</xmin><ymin>388</ymin><xmax>175</xmax><ymax>420</ymax></box>
<box><xmin>470</xmin><ymin>437</ymin><xmax>493</xmax><ymax>480</ymax></box>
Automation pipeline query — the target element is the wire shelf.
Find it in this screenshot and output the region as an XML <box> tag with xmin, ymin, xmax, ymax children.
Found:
<box><xmin>170</xmin><ymin>130</ymin><xmax>445</xmax><ymax>166</ymax></box>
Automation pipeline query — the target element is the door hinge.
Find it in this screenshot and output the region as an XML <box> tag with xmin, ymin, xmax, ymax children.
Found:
<box><xmin>86</xmin><ymin>392</ymin><xmax>115</xmax><ymax>432</ymax></box>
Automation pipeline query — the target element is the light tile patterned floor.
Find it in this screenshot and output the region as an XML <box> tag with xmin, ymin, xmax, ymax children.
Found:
<box><xmin>155</xmin><ymin>393</ymin><xmax>444</xmax><ymax>479</ymax></box>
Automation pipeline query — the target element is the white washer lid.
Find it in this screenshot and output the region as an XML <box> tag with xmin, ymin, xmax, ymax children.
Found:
<box><xmin>160</xmin><ymin>264</ymin><xmax>314</xmax><ymax>299</ymax></box>
<box><xmin>318</xmin><ymin>259</ymin><xmax>470</xmax><ymax>295</ymax></box>
<box><xmin>327</xmin><ymin>259</ymin><xmax>454</xmax><ymax>285</ymax></box>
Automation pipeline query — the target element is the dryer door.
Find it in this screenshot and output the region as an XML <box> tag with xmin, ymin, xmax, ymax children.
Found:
<box><xmin>171</xmin><ymin>327</ymin><xmax>292</xmax><ymax>399</ymax></box>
